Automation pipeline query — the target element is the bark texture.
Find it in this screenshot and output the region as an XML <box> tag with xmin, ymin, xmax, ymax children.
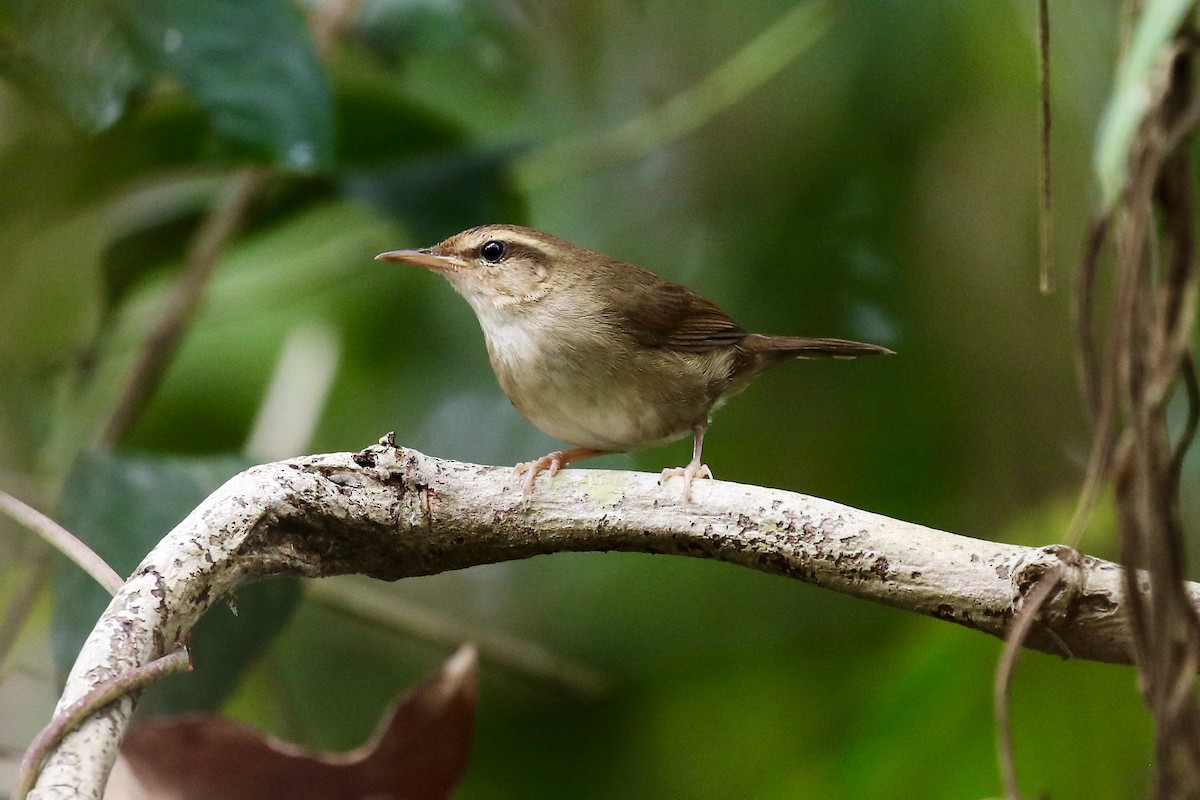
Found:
<box><xmin>30</xmin><ymin>441</ymin><xmax>1193</xmax><ymax>798</ymax></box>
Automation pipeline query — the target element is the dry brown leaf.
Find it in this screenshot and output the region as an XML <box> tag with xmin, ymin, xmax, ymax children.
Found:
<box><xmin>110</xmin><ymin>645</ymin><xmax>477</xmax><ymax>800</ymax></box>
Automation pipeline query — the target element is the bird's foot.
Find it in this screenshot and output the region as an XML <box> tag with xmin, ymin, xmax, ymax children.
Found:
<box><xmin>514</xmin><ymin>452</ymin><xmax>567</xmax><ymax>496</ymax></box>
<box><xmin>660</xmin><ymin>459</ymin><xmax>713</xmax><ymax>501</ymax></box>
<box><xmin>514</xmin><ymin>447</ymin><xmax>608</xmax><ymax>496</ymax></box>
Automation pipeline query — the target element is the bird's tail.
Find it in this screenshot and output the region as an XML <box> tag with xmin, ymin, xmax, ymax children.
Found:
<box><xmin>742</xmin><ymin>333</ymin><xmax>894</xmax><ymax>359</ymax></box>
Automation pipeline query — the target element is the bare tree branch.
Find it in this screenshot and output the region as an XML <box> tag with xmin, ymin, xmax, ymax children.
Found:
<box><xmin>27</xmin><ymin>440</ymin><xmax>1192</xmax><ymax>799</ymax></box>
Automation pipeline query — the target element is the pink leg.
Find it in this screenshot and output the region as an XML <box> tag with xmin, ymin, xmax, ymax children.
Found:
<box><xmin>514</xmin><ymin>447</ymin><xmax>608</xmax><ymax>496</ymax></box>
<box><xmin>659</xmin><ymin>424</ymin><xmax>713</xmax><ymax>501</ymax></box>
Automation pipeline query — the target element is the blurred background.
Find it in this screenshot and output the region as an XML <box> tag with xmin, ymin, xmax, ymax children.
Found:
<box><xmin>0</xmin><ymin>0</ymin><xmax>1165</xmax><ymax>797</ymax></box>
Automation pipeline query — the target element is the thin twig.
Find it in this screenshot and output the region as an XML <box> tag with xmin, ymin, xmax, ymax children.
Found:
<box><xmin>309</xmin><ymin>578</ymin><xmax>609</xmax><ymax>699</ymax></box>
<box><xmin>1169</xmin><ymin>355</ymin><xmax>1199</xmax><ymax>494</ymax></box>
<box><xmin>1075</xmin><ymin>214</ymin><xmax>1110</xmax><ymax>420</ymax></box>
<box><xmin>99</xmin><ymin>167</ymin><xmax>267</xmax><ymax>449</ymax></box>
<box><xmin>310</xmin><ymin>0</ymin><xmax>362</xmax><ymax>56</ymax></box>
<box><xmin>1038</xmin><ymin>0</ymin><xmax>1054</xmax><ymax>295</ymax></box>
<box><xmin>0</xmin><ymin>489</ymin><xmax>122</xmax><ymax>595</ymax></box>
<box><xmin>994</xmin><ymin>571</ymin><xmax>1063</xmax><ymax>800</ymax></box>
<box><xmin>515</xmin><ymin>0</ymin><xmax>833</xmax><ymax>187</ymax></box>
<box><xmin>1064</xmin><ymin>212</ymin><xmax>1114</xmax><ymax>550</ymax></box>
<box><xmin>12</xmin><ymin>646</ymin><xmax>192</xmax><ymax>800</ymax></box>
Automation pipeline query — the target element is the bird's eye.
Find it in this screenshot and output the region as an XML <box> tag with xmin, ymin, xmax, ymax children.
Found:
<box><xmin>480</xmin><ymin>240</ymin><xmax>506</xmax><ymax>263</ymax></box>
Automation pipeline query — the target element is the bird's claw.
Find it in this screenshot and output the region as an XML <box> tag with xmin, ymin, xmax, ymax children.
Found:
<box><xmin>513</xmin><ymin>447</ymin><xmax>608</xmax><ymax>496</ymax></box>
<box><xmin>514</xmin><ymin>453</ymin><xmax>565</xmax><ymax>496</ymax></box>
<box><xmin>660</xmin><ymin>460</ymin><xmax>713</xmax><ymax>501</ymax></box>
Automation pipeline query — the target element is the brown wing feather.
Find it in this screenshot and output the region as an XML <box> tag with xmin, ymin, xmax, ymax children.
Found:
<box><xmin>599</xmin><ymin>262</ymin><xmax>747</xmax><ymax>352</ymax></box>
<box><xmin>593</xmin><ymin>257</ymin><xmax>894</xmax><ymax>359</ymax></box>
<box><xmin>741</xmin><ymin>334</ymin><xmax>894</xmax><ymax>358</ymax></box>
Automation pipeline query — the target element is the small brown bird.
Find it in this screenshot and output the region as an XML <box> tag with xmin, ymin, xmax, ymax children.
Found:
<box><xmin>377</xmin><ymin>225</ymin><xmax>892</xmax><ymax>498</ymax></box>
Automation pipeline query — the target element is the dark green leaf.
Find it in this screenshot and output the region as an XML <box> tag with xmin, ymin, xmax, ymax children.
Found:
<box><xmin>331</xmin><ymin>70</ymin><xmax>464</xmax><ymax>168</ymax></box>
<box><xmin>326</xmin><ymin>59</ymin><xmax>531</xmax><ymax>240</ymax></box>
<box><xmin>342</xmin><ymin>145</ymin><xmax>526</xmax><ymax>244</ymax></box>
<box><xmin>114</xmin><ymin>0</ymin><xmax>334</xmax><ymax>171</ymax></box>
<box><xmin>53</xmin><ymin>451</ymin><xmax>301</xmax><ymax>715</ymax></box>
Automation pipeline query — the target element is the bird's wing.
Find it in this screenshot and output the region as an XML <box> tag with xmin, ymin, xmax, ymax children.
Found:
<box><xmin>600</xmin><ymin>263</ymin><xmax>747</xmax><ymax>352</ymax></box>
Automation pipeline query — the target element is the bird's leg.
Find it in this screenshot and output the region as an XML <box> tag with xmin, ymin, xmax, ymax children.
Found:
<box><xmin>660</xmin><ymin>424</ymin><xmax>713</xmax><ymax>500</ymax></box>
<box><xmin>514</xmin><ymin>447</ymin><xmax>608</xmax><ymax>496</ymax></box>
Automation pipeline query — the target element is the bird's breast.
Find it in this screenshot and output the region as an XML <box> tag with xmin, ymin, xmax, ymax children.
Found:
<box><xmin>476</xmin><ymin>311</ymin><xmax>734</xmax><ymax>452</ymax></box>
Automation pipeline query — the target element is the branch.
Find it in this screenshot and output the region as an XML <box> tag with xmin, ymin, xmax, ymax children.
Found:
<box><xmin>99</xmin><ymin>167</ymin><xmax>267</xmax><ymax>449</ymax></box>
<box><xmin>14</xmin><ymin>648</ymin><xmax>192</xmax><ymax>800</ymax></box>
<box><xmin>28</xmin><ymin>440</ymin><xmax>1183</xmax><ymax>798</ymax></box>
<box><xmin>0</xmin><ymin>489</ymin><xmax>123</xmax><ymax>596</ymax></box>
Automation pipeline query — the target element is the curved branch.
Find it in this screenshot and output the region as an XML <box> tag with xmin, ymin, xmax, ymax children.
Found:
<box><xmin>29</xmin><ymin>440</ymin><xmax>1184</xmax><ymax>798</ymax></box>
<box><xmin>14</xmin><ymin>648</ymin><xmax>192</xmax><ymax>800</ymax></box>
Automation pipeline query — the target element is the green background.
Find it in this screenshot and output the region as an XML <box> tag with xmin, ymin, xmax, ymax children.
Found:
<box><xmin>0</xmin><ymin>1</ymin><xmax>1170</xmax><ymax>797</ymax></box>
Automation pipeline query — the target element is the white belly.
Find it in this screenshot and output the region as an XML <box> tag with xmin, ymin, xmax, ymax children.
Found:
<box><xmin>479</xmin><ymin>313</ymin><xmax>727</xmax><ymax>452</ymax></box>
<box><xmin>518</xmin><ymin>374</ymin><xmax>682</xmax><ymax>452</ymax></box>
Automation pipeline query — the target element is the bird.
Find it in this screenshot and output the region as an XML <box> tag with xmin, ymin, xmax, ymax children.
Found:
<box><xmin>376</xmin><ymin>224</ymin><xmax>892</xmax><ymax>499</ymax></box>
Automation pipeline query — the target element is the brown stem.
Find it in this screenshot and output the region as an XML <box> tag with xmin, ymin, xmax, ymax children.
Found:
<box><xmin>99</xmin><ymin>167</ymin><xmax>267</xmax><ymax>450</ymax></box>
<box><xmin>1038</xmin><ymin>0</ymin><xmax>1053</xmax><ymax>295</ymax></box>
<box><xmin>994</xmin><ymin>571</ymin><xmax>1064</xmax><ymax>800</ymax></box>
<box><xmin>13</xmin><ymin>647</ymin><xmax>192</xmax><ymax>800</ymax></box>
<box><xmin>0</xmin><ymin>489</ymin><xmax>122</xmax><ymax>595</ymax></box>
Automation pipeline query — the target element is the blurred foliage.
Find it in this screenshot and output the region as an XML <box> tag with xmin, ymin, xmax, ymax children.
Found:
<box><xmin>0</xmin><ymin>0</ymin><xmax>1180</xmax><ymax>798</ymax></box>
<box><xmin>53</xmin><ymin>451</ymin><xmax>301</xmax><ymax>716</ymax></box>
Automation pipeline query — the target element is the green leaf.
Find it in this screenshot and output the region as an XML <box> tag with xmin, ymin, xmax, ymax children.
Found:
<box><xmin>342</xmin><ymin>145</ymin><xmax>526</xmax><ymax>245</ymax></box>
<box><xmin>325</xmin><ymin>57</ymin><xmax>526</xmax><ymax>241</ymax></box>
<box><xmin>330</xmin><ymin>63</ymin><xmax>465</xmax><ymax>167</ymax></box>
<box><xmin>114</xmin><ymin>0</ymin><xmax>334</xmax><ymax>172</ymax></box>
<box><xmin>53</xmin><ymin>451</ymin><xmax>301</xmax><ymax>715</ymax></box>
<box><xmin>1094</xmin><ymin>0</ymin><xmax>1193</xmax><ymax>209</ymax></box>
<box><xmin>0</xmin><ymin>0</ymin><xmax>142</xmax><ymax>132</ymax></box>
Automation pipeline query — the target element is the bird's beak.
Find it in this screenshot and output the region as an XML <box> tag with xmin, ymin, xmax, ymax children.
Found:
<box><xmin>375</xmin><ymin>249</ymin><xmax>468</xmax><ymax>273</ymax></box>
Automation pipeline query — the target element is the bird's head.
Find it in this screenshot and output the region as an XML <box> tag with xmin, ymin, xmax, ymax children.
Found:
<box><xmin>377</xmin><ymin>224</ymin><xmax>587</xmax><ymax>313</ymax></box>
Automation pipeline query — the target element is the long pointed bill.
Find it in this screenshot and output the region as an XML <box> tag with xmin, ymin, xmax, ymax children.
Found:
<box><xmin>374</xmin><ymin>249</ymin><xmax>469</xmax><ymax>273</ymax></box>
